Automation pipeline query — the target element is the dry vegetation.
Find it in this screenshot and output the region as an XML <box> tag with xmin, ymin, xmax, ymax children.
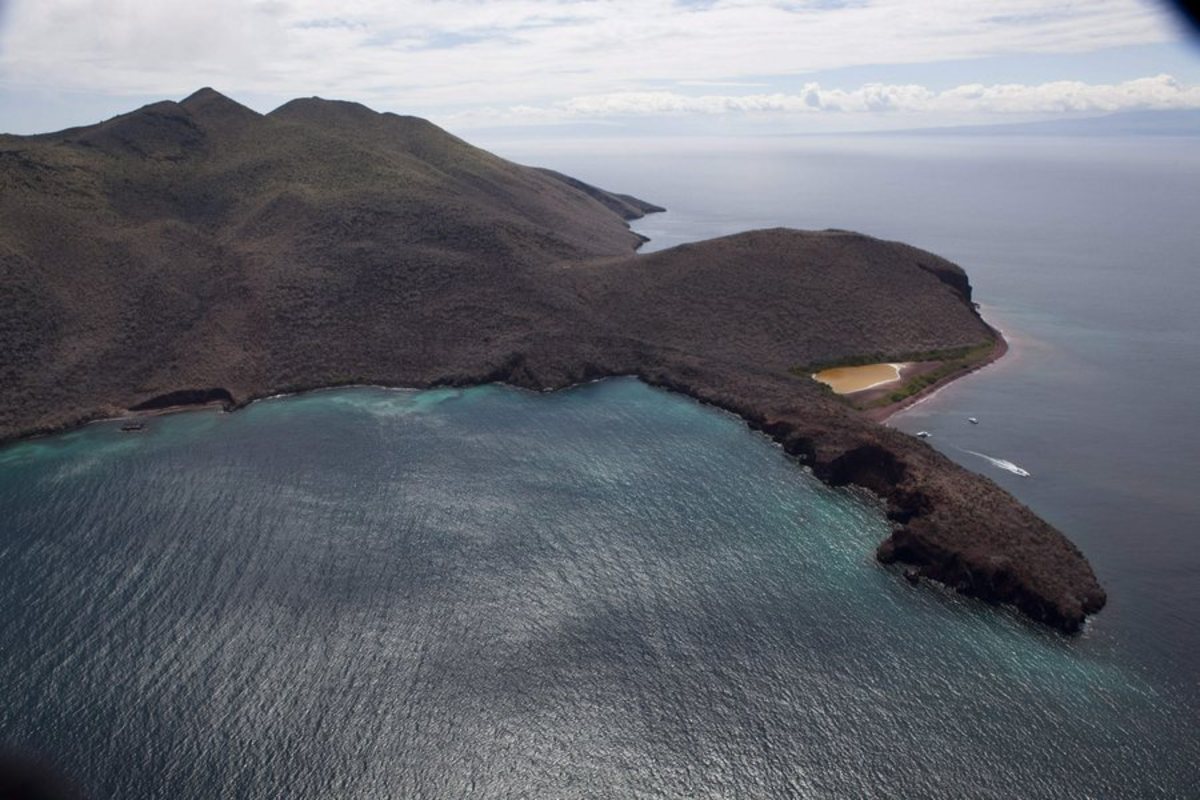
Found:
<box><xmin>0</xmin><ymin>89</ymin><xmax>1104</xmax><ymax>631</ymax></box>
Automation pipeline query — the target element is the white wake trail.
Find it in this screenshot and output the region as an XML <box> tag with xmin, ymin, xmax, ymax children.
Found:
<box><xmin>959</xmin><ymin>448</ymin><xmax>1031</xmax><ymax>477</ymax></box>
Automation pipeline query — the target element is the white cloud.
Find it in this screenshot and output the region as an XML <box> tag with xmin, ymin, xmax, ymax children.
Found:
<box><xmin>523</xmin><ymin>75</ymin><xmax>1200</xmax><ymax>119</ymax></box>
<box><xmin>0</xmin><ymin>0</ymin><xmax>1182</xmax><ymax>116</ymax></box>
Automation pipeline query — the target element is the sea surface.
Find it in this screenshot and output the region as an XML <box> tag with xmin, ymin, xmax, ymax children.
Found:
<box><xmin>3</xmin><ymin>135</ymin><xmax>1200</xmax><ymax>797</ymax></box>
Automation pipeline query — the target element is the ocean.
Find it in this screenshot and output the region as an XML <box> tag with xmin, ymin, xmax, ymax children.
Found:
<box><xmin>2</xmin><ymin>134</ymin><xmax>1198</xmax><ymax>797</ymax></box>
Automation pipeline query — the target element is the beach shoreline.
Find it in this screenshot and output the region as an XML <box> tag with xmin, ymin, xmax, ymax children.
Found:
<box><xmin>863</xmin><ymin>326</ymin><xmax>1009</xmax><ymax>423</ymax></box>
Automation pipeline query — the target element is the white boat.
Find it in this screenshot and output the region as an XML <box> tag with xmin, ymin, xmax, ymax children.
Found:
<box><xmin>916</xmin><ymin>431</ymin><xmax>931</xmax><ymax>438</ymax></box>
<box><xmin>968</xmin><ymin>417</ymin><xmax>978</xmax><ymax>424</ymax></box>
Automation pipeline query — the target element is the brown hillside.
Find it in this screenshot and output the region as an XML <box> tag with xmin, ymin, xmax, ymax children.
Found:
<box><xmin>0</xmin><ymin>90</ymin><xmax>1104</xmax><ymax>632</ymax></box>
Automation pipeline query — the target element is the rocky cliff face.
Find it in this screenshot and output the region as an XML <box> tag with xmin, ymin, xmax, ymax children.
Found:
<box><xmin>0</xmin><ymin>89</ymin><xmax>1104</xmax><ymax>632</ymax></box>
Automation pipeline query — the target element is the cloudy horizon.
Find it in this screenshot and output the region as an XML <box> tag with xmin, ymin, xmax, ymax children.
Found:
<box><xmin>2</xmin><ymin>0</ymin><xmax>1199</xmax><ymax>136</ymax></box>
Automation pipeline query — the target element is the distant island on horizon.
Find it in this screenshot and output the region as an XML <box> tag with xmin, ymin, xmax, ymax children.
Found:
<box><xmin>0</xmin><ymin>88</ymin><xmax>1105</xmax><ymax>632</ymax></box>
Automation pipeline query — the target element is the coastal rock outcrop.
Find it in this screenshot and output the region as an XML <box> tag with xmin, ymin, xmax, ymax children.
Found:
<box><xmin>0</xmin><ymin>89</ymin><xmax>1105</xmax><ymax>632</ymax></box>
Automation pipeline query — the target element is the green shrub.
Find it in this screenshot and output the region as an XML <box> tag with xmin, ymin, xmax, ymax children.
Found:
<box><xmin>789</xmin><ymin>341</ymin><xmax>993</xmax><ymax>377</ymax></box>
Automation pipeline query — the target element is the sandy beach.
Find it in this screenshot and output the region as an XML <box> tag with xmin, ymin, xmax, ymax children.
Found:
<box><xmin>813</xmin><ymin>363</ymin><xmax>905</xmax><ymax>394</ymax></box>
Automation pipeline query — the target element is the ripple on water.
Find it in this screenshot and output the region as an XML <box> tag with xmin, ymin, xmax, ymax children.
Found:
<box><xmin>0</xmin><ymin>379</ymin><xmax>1194</xmax><ymax>798</ymax></box>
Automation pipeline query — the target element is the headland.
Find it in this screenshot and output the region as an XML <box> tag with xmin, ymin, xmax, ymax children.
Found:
<box><xmin>0</xmin><ymin>89</ymin><xmax>1105</xmax><ymax>631</ymax></box>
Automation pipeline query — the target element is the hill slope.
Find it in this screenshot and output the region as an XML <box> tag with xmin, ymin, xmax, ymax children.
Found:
<box><xmin>0</xmin><ymin>90</ymin><xmax>1104</xmax><ymax>632</ymax></box>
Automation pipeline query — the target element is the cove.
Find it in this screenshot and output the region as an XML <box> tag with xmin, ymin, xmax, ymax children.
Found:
<box><xmin>0</xmin><ymin>379</ymin><xmax>1192</xmax><ymax>798</ymax></box>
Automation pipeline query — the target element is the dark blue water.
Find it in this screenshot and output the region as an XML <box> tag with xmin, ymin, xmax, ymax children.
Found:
<box><xmin>4</xmin><ymin>136</ymin><xmax>1199</xmax><ymax>797</ymax></box>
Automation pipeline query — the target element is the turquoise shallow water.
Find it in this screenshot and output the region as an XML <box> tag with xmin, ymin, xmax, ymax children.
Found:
<box><xmin>1</xmin><ymin>379</ymin><xmax>1196</xmax><ymax>797</ymax></box>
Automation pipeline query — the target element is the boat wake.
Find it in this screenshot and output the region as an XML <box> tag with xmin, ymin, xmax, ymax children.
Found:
<box><xmin>959</xmin><ymin>448</ymin><xmax>1031</xmax><ymax>478</ymax></box>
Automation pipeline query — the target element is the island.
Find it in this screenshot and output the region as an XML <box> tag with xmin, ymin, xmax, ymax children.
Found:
<box><xmin>0</xmin><ymin>88</ymin><xmax>1105</xmax><ymax>632</ymax></box>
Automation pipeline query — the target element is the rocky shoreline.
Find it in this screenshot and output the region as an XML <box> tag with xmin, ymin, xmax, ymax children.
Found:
<box><xmin>4</xmin><ymin>339</ymin><xmax>1105</xmax><ymax>634</ymax></box>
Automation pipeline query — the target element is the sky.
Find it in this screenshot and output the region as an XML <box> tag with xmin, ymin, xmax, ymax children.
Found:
<box><xmin>1</xmin><ymin>0</ymin><xmax>1200</xmax><ymax>136</ymax></box>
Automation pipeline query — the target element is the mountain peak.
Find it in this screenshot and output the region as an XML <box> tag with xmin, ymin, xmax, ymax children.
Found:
<box><xmin>268</xmin><ymin>96</ymin><xmax>382</xmax><ymax>126</ymax></box>
<box><xmin>181</xmin><ymin>87</ymin><xmax>226</xmax><ymax>104</ymax></box>
<box><xmin>179</xmin><ymin>87</ymin><xmax>260</xmax><ymax>124</ymax></box>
